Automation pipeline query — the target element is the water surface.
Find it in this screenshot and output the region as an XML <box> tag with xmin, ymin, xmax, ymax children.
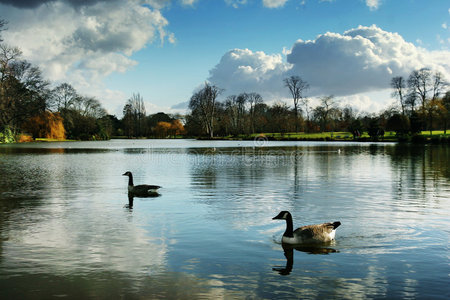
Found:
<box><xmin>0</xmin><ymin>140</ymin><xmax>449</xmax><ymax>299</ymax></box>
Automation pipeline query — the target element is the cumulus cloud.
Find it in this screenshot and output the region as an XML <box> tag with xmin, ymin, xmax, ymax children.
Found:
<box><xmin>208</xmin><ymin>48</ymin><xmax>290</xmax><ymax>97</ymax></box>
<box><xmin>208</xmin><ymin>25</ymin><xmax>450</xmax><ymax>110</ymax></box>
<box><xmin>1</xmin><ymin>0</ymin><xmax>173</xmax><ymax>114</ymax></box>
<box><xmin>287</xmin><ymin>25</ymin><xmax>450</xmax><ymax>95</ymax></box>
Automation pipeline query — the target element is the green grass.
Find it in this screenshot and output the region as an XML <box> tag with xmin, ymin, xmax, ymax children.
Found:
<box><xmin>420</xmin><ymin>130</ymin><xmax>450</xmax><ymax>136</ymax></box>
<box><xmin>35</xmin><ymin>138</ymin><xmax>76</xmax><ymax>142</ymax></box>
<box><xmin>251</xmin><ymin>132</ymin><xmax>354</xmax><ymax>139</ymax></box>
<box><xmin>241</xmin><ymin>130</ymin><xmax>450</xmax><ymax>142</ymax></box>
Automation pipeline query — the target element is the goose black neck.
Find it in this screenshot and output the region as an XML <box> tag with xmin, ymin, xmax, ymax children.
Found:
<box><xmin>128</xmin><ymin>174</ymin><xmax>134</xmax><ymax>186</ymax></box>
<box><xmin>284</xmin><ymin>214</ymin><xmax>294</xmax><ymax>238</ymax></box>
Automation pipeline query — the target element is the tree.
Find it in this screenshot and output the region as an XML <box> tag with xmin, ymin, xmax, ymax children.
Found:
<box><xmin>154</xmin><ymin>121</ymin><xmax>172</xmax><ymax>138</ymax></box>
<box><xmin>283</xmin><ymin>75</ymin><xmax>309</xmax><ymax>132</ymax></box>
<box><xmin>246</xmin><ymin>92</ymin><xmax>263</xmax><ymax>134</ymax></box>
<box><xmin>268</xmin><ymin>102</ymin><xmax>294</xmax><ymax>134</ymax></box>
<box><xmin>391</xmin><ymin>76</ymin><xmax>407</xmax><ymax>115</ymax></box>
<box><xmin>367</xmin><ymin>118</ymin><xmax>384</xmax><ymax>141</ymax></box>
<box><xmin>188</xmin><ymin>82</ymin><xmax>222</xmax><ymax>138</ymax></box>
<box><xmin>51</xmin><ymin>83</ymin><xmax>78</xmax><ymax>112</ymax></box>
<box><xmin>0</xmin><ymin>19</ymin><xmax>6</xmax><ymax>42</ymax></box>
<box><xmin>407</xmin><ymin>68</ymin><xmax>447</xmax><ymax>133</ymax></box>
<box><xmin>122</xmin><ymin>93</ymin><xmax>146</xmax><ymax>137</ymax></box>
<box><xmin>169</xmin><ymin>119</ymin><xmax>186</xmax><ymax>137</ymax></box>
<box><xmin>348</xmin><ymin>119</ymin><xmax>363</xmax><ymax>139</ymax></box>
<box><xmin>0</xmin><ymin>44</ymin><xmax>50</xmax><ymax>130</ymax></box>
<box><xmin>386</xmin><ymin>113</ymin><xmax>410</xmax><ymax>136</ymax></box>
<box><xmin>22</xmin><ymin>111</ymin><xmax>65</xmax><ymax>139</ymax></box>
<box><xmin>442</xmin><ymin>91</ymin><xmax>450</xmax><ymax>134</ymax></box>
<box><xmin>313</xmin><ymin>95</ymin><xmax>336</xmax><ymax>132</ymax></box>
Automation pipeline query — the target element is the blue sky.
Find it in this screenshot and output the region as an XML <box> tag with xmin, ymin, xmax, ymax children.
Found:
<box><xmin>1</xmin><ymin>0</ymin><xmax>449</xmax><ymax>116</ymax></box>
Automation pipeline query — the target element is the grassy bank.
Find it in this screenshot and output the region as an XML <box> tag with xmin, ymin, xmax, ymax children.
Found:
<box><xmin>211</xmin><ymin>131</ymin><xmax>450</xmax><ymax>144</ymax></box>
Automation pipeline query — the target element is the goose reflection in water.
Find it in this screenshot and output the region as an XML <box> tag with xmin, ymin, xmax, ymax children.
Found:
<box><xmin>125</xmin><ymin>191</ymin><xmax>161</xmax><ymax>209</ymax></box>
<box><xmin>273</xmin><ymin>243</ymin><xmax>339</xmax><ymax>276</ymax></box>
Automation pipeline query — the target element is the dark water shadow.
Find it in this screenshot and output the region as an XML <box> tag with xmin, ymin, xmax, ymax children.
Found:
<box><xmin>125</xmin><ymin>192</ymin><xmax>161</xmax><ymax>209</ymax></box>
<box><xmin>273</xmin><ymin>243</ymin><xmax>339</xmax><ymax>276</ymax></box>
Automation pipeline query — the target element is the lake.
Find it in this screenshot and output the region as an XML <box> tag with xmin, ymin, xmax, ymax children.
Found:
<box><xmin>0</xmin><ymin>139</ymin><xmax>449</xmax><ymax>299</ymax></box>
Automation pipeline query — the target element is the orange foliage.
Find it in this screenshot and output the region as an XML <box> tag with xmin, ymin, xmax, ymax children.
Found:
<box><xmin>23</xmin><ymin>111</ymin><xmax>66</xmax><ymax>140</ymax></box>
<box><xmin>170</xmin><ymin>119</ymin><xmax>186</xmax><ymax>136</ymax></box>
<box><xmin>18</xmin><ymin>134</ymin><xmax>33</xmax><ymax>142</ymax></box>
<box><xmin>154</xmin><ymin>120</ymin><xmax>186</xmax><ymax>138</ymax></box>
<box><xmin>154</xmin><ymin>121</ymin><xmax>172</xmax><ymax>138</ymax></box>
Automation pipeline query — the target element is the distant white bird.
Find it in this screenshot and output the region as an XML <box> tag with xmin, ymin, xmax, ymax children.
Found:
<box><xmin>122</xmin><ymin>171</ymin><xmax>161</xmax><ymax>195</ymax></box>
<box><xmin>273</xmin><ymin>211</ymin><xmax>341</xmax><ymax>244</ymax></box>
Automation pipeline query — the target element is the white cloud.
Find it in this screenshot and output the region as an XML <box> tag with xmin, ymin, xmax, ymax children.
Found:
<box><xmin>442</xmin><ymin>22</ymin><xmax>448</xmax><ymax>30</ymax></box>
<box><xmin>262</xmin><ymin>0</ymin><xmax>288</xmax><ymax>8</ymax></box>
<box><xmin>208</xmin><ymin>48</ymin><xmax>290</xmax><ymax>98</ymax></box>
<box><xmin>224</xmin><ymin>0</ymin><xmax>247</xmax><ymax>8</ymax></box>
<box><xmin>366</xmin><ymin>0</ymin><xmax>379</xmax><ymax>10</ymax></box>
<box><xmin>208</xmin><ymin>25</ymin><xmax>450</xmax><ymax>112</ymax></box>
<box><xmin>1</xmin><ymin>0</ymin><xmax>173</xmax><ymax>114</ymax></box>
<box><xmin>180</xmin><ymin>0</ymin><xmax>198</xmax><ymax>6</ymax></box>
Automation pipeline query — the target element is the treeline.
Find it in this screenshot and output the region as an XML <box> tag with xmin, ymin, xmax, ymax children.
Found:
<box><xmin>120</xmin><ymin>93</ymin><xmax>185</xmax><ymax>138</ymax></box>
<box><xmin>0</xmin><ymin>19</ymin><xmax>185</xmax><ymax>142</ymax></box>
<box><xmin>0</xmin><ymin>20</ymin><xmax>110</xmax><ymax>141</ymax></box>
<box><xmin>0</xmin><ymin>40</ymin><xmax>112</xmax><ymax>141</ymax></box>
<box><xmin>186</xmin><ymin>71</ymin><xmax>449</xmax><ymax>140</ymax></box>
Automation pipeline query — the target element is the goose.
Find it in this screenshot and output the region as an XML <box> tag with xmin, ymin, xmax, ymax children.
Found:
<box><xmin>122</xmin><ymin>171</ymin><xmax>161</xmax><ymax>195</ymax></box>
<box><xmin>273</xmin><ymin>211</ymin><xmax>341</xmax><ymax>245</ymax></box>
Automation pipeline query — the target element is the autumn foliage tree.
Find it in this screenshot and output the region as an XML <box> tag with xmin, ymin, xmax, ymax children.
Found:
<box><xmin>23</xmin><ymin>111</ymin><xmax>65</xmax><ymax>139</ymax></box>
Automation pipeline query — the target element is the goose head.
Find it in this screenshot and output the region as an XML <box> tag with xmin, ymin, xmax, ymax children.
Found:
<box><xmin>122</xmin><ymin>171</ymin><xmax>132</xmax><ymax>177</ymax></box>
<box><xmin>272</xmin><ymin>211</ymin><xmax>292</xmax><ymax>220</ymax></box>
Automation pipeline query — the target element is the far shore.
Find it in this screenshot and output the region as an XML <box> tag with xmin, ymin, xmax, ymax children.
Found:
<box><xmin>3</xmin><ymin>130</ymin><xmax>450</xmax><ymax>145</ymax></box>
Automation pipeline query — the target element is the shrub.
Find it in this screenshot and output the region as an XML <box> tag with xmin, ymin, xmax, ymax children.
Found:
<box><xmin>0</xmin><ymin>127</ymin><xmax>16</xmax><ymax>143</ymax></box>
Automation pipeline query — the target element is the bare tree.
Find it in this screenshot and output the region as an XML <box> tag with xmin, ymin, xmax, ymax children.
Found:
<box><xmin>430</xmin><ymin>71</ymin><xmax>447</xmax><ymax>101</ymax></box>
<box><xmin>246</xmin><ymin>92</ymin><xmax>263</xmax><ymax>134</ymax></box>
<box><xmin>283</xmin><ymin>75</ymin><xmax>309</xmax><ymax>132</ymax></box>
<box><xmin>408</xmin><ymin>68</ymin><xmax>431</xmax><ymax>122</ymax></box>
<box><xmin>0</xmin><ymin>19</ymin><xmax>7</xmax><ymax>42</ymax></box>
<box><xmin>313</xmin><ymin>95</ymin><xmax>336</xmax><ymax>132</ymax></box>
<box><xmin>408</xmin><ymin>68</ymin><xmax>448</xmax><ymax>132</ymax></box>
<box><xmin>51</xmin><ymin>83</ymin><xmax>78</xmax><ymax>111</ymax></box>
<box><xmin>391</xmin><ymin>76</ymin><xmax>406</xmax><ymax>115</ymax></box>
<box><xmin>189</xmin><ymin>82</ymin><xmax>222</xmax><ymax>138</ymax></box>
<box><xmin>126</xmin><ymin>93</ymin><xmax>146</xmax><ymax>137</ymax></box>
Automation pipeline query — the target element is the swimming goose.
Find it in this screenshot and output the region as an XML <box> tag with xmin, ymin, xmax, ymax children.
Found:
<box><xmin>122</xmin><ymin>171</ymin><xmax>161</xmax><ymax>195</ymax></box>
<box><xmin>273</xmin><ymin>211</ymin><xmax>341</xmax><ymax>245</ymax></box>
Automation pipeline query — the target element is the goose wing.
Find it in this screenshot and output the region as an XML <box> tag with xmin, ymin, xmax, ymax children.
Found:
<box><xmin>294</xmin><ymin>222</ymin><xmax>341</xmax><ymax>242</ymax></box>
<box><xmin>133</xmin><ymin>184</ymin><xmax>161</xmax><ymax>193</ymax></box>
<box><xmin>140</xmin><ymin>184</ymin><xmax>161</xmax><ymax>190</ymax></box>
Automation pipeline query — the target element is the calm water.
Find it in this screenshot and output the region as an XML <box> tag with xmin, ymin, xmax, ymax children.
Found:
<box><xmin>0</xmin><ymin>139</ymin><xmax>449</xmax><ymax>299</ymax></box>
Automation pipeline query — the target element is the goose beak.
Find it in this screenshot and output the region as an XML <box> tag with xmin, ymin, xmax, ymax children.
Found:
<box><xmin>122</xmin><ymin>172</ymin><xmax>127</xmax><ymax>176</ymax></box>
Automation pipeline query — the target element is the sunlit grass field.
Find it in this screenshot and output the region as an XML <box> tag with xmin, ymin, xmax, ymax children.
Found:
<box><xmin>244</xmin><ymin>130</ymin><xmax>450</xmax><ymax>141</ymax></box>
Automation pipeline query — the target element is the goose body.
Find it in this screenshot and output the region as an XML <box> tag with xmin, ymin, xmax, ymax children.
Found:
<box><xmin>273</xmin><ymin>211</ymin><xmax>341</xmax><ymax>245</ymax></box>
<box><xmin>122</xmin><ymin>171</ymin><xmax>161</xmax><ymax>195</ymax></box>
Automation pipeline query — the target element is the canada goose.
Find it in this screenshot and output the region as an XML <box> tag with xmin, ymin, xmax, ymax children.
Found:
<box><xmin>122</xmin><ymin>171</ymin><xmax>161</xmax><ymax>195</ymax></box>
<box><xmin>273</xmin><ymin>211</ymin><xmax>341</xmax><ymax>245</ymax></box>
